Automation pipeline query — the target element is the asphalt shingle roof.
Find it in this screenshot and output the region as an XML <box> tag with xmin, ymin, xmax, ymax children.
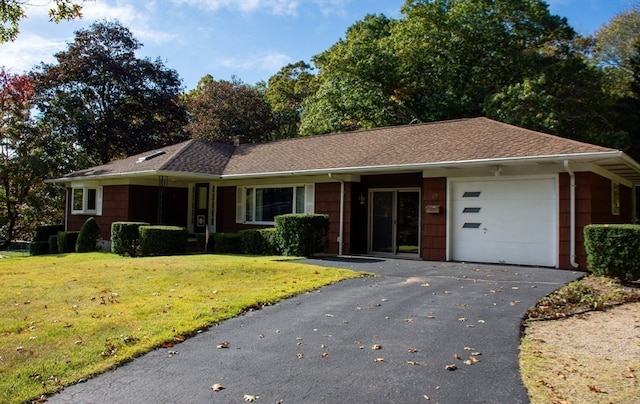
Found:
<box><xmin>58</xmin><ymin>117</ymin><xmax>619</xmax><ymax>181</ymax></box>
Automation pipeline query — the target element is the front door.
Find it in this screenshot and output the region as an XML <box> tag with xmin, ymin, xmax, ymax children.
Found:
<box><xmin>194</xmin><ymin>183</ymin><xmax>209</xmax><ymax>233</ymax></box>
<box><xmin>369</xmin><ymin>189</ymin><xmax>420</xmax><ymax>256</ymax></box>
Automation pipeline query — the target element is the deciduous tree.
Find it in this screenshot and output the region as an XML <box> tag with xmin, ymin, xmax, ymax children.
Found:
<box><xmin>1</xmin><ymin>0</ymin><xmax>85</xmax><ymax>43</ymax></box>
<box><xmin>186</xmin><ymin>75</ymin><xmax>273</xmax><ymax>143</ymax></box>
<box><xmin>32</xmin><ymin>21</ymin><xmax>188</xmax><ymax>165</ymax></box>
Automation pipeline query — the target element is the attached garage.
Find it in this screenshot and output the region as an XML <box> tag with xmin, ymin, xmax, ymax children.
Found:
<box><xmin>449</xmin><ymin>176</ymin><xmax>558</xmax><ymax>267</ymax></box>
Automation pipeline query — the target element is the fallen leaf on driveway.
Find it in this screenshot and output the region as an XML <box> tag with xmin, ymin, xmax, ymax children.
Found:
<box><xmin>210</xmin><ymin>383</ymin><xmax>225</xmax><ymax>391</ymax></box>
<box><xmin>243</xmin><ymin>394</ymin><xmax>259</xmax><ymax>402</ymax></box>
<box><xmin>453</xmin><ymin>354</ymin><xmax>461</xmax><ymax>360</ymax></box>
<box><xmin>372</xmin><ymin>344</ymin><xmax>382</xmax><ymax>350</ymax></box>
<box><xmin>374</xmin><ymin>357</ymin><xmax>385</xmax><ymax>362</ymax></box>
<box><xmin>407</xmin><ymin>360</ymin><xmax>420</xmax><ymax>365</ymax></box>
<box><xmin>296</xmin><ymin>353</ymin><xmax>304</xmax><ymax>359</ymax></box>
<box><xmin>423</xmin><ymin>394</ymin><xmax>430</xmax><ymax>400</ymax></box>
<box><xmin>407</xmin><ymin>347</ymin><xmax>418</xmax><ymax>353</ymax></box>
<box><xmin>321</xmin><ymin>352</ymin><xmax>329</xmax><ymax>358</ymax></box>
<box><xmin>216</xmin><ymin>342</ymin><xmax>229</xmax><ymax>349</ymax></box>
<box><xmin>445</xmin><ymin>364</ymin><xmax>457</xmax><ymax>371</ymax></box>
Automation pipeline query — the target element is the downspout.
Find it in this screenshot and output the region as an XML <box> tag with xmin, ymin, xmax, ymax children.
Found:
<box><xmin>328</xmin><ymin>173</ymin><xmax>345</xmax><ymax>256</ymax></box>
<box><xmin>563</xmin><ymin>160</ymin><xmax>579</xmax><ymax>268</ymax></box>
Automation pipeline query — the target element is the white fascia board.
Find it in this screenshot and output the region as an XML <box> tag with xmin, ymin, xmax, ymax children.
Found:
<box><xmin>46</xmin><ymin>170</ymin><xmax>223</xmax><ymax>184</ymax></box>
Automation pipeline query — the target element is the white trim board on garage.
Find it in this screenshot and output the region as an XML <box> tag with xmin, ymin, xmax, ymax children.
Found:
<box><xmin>447</xmin><ymin>176</ymin><xmax>558</xmax><ymax>267</ymax></box>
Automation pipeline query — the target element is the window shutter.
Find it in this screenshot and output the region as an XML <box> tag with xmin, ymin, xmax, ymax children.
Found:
<box><xmin>305</xmin><ymin>184</ymin><xmax>315</xmax><ymax>214</ymax></box>
<box><xmin>236</xmin><ymin>187</ymin><xmax>244</xmax><ymax>223</ymax></box>
<box><xmin>96</xmin><ymin>186</ymin><xmax>103</xmax><ymax>216</ymax></box>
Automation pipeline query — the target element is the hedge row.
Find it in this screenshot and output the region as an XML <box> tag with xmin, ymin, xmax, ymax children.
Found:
<box><xmin>584</xmin><ymin>224</ymin><xmax>640</xmax><ymax>281</ymax></box>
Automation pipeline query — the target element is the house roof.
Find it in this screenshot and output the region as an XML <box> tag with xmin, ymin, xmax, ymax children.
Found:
<box><xmin>59</xmin><ymin>139</ymin><xmax>235</xmax><ymax>180</ymax></box>
<box><xmin>52</xmin><ymin>117</ymin><xmax>640</xmax><ymax>184</ymax></box>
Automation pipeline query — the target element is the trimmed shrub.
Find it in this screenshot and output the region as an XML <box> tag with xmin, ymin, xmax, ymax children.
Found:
<box><xmin>213</xmin><ymin>233</ymin><xmax>242</xmax><ymax>254</ymax></box>
<box><xmin>238</xmin><ymin>228</ymin><xmax>279</xmax><ymax>255</ymax></box>
<box><xmin>584</xmin><ymin>224</ymin><xmax>640</xmax><ymax>281</ymax></box>
<box><xmin>274</xmin><ymin>214</ymin><xmax>329</xmax><ymax>257</ymax></box>
<box><xmin>76</xmin><ymin>217</ymin><xmax>101</xmax><ymax>253</ymax></box>
<box><xmin>139</xmin><ymin>225</ymin><xmax>188</xmax><ymax>256</ymax></box>
<box><xmin>111</xmin><ymin>222</ymin><xmax>149</xmax><ymax>256</ymax></box>
<box><xmin>33</xmin><ymin>224</ymin><xmax>64</xmax><ymax>242</ymax></box>
<box><xmin>29</xmin><ymin>241</ymin><xmax>50</xmax><ymax>256</ymax></box>
<box><xmin>57</xmin><ymin>231</ymin><xmax>80</xmax><ymax>253</ymax></box>
<box><xmin>196</xmin><ymin>232</ymin><xmax>213</xmax><ymax>253</ymax></box>
<box><xmin>49</xmin><ymin>235</ymin><xmax>59</xmax><ymax>254</ymax></box>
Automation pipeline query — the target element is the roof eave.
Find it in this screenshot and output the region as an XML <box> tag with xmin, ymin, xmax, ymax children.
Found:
<box><xmin>46</xmin><ymin>170</ymin><xmax>223</xmax><ymax>184</ymax></box>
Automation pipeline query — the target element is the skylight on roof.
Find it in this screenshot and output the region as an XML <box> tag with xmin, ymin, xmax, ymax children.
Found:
<box><xmin>137</xmin><ymin>151</ymin><xmax>166</xmax><ymax>163</ymax></box>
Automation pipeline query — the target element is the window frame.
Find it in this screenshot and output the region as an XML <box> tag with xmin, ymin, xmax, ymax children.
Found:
<box><xmin>236</xmin><ymin>184</ymin><xmax>314</xmax><ymax>224</ymax></box>
<box><xmin>611</xmin><ymin>181</ymin><xmax>621</xmax><ymax>216</ymax></box>
<box><xmin>71</xmin><ymin>185</ymin><xmax>103</xmax><ymax>215</ymax></box>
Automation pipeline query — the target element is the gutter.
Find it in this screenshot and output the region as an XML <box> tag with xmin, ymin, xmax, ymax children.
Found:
<box><xmin>563</xmin><ymin>160</ymin><xmax>580</xmax><ymax>268</ymax></box>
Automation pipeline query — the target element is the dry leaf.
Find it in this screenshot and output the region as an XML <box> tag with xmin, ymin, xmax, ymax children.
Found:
<box><xmin>216</xmin><ymin>341</ymin><xmax>229</xmax><ymax>349</ymax></box>
<box><xmin>453</xmin><ymin>354</ymin><xmax>462</xmax><ymax>360</ymax></box>
<box><xmin>622</xmin><ymin>367</ymin><xmax>635</xmax><ymax>378</ymax></box>
<box><xmin>469</xmin><ymin>356</ymin><xmax>480</xmax><ymax>364</ymax></box>
<box><xmin>587</xmin><ymin>385</ymin><xmax>606</xmax><ymax>393</ymax></box>
<box><xmin>464</xmin><ymin>359</ymin><xmax>473</xmax><ymax>365</ymax></box>
<box><xmin>243</xmin><ymin>394</ymin><xmax>259</xmax><ymax>402</ymax></box>
<box><xmin>445</xmin><ymin>364</ymin><xmax>457</xmax><ymax>371</ymax></box>
<box><xmin>407</xmin><ymin>347</ymin><xmax>418</xmax><ymax>353</ymax></box>
<box><xmin>421</xmin><ymin>282</ymin><xmax>430</xmax><ymax>287</ymax></box>
<box><xmin>423</xmin><ymin>394</ymin><xmax>430</xmax><ymax>400</ymax></box>
<box><xmin>296</xmin><ymin>353</ymin><xmax>304</xmax><ymax>359</ymax></box>
<box><xmin>407</xmin><ymin>360</ymin><xmax>420</xmax><ymax>365</ymax></box>
<box><xmin>374</xmin><ymin>357</ymin><xmax>385</xmax><ymax>362</ymax></box>
<box><xmin>210</xmin><ymin>383</ymin><xmax>225</xmax><ymax>391</ymax></box>
<box><xmin>321</xmin><ymin>352</ymin><xmax>329</xmax><ymax>358</ymax></box>
<box><xmin>174</xmin><ymin>335</ymin><xmax>186</xmax><ymax>342</ymax></box>
<box><xmin>471</xmin><ymin>352</ymin><xmax>481</xmax><ymax>356</ymax></box>
<box><xmin>372</xmin><ymin>344</ymin><xmax>382</xmax><ymax>350</ymax></box>
<box><xmin>325</xmin><ymin>313</ymin><xmax>334</xmax><ymax>317</ymax></box>
<box><xmin>405</xmin><ymin>318</ymin><xmax>414</xmax><ymax>323</ymax></box>
<box><xmin>463</xmin><ymin>346</ymin><xmax>474</xmax><ymax>350</ymax></box>
<box><xmin>457</xmin><ymin>317</ymin><xmax>467</xmax><ymax>322</ymax></box>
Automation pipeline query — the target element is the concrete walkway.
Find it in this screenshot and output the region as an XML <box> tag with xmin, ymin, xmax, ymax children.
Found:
<box><xmin>48</xmin><ymin>258</ymin><xmax>582</xmax><ymax>403</ymax></box>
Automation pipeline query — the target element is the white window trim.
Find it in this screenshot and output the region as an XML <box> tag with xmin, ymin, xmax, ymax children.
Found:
<box><xmin>71</xmin><ymin>185</ymin><xmax>103</xmax><ymax>216</ymax></box>
<box><xmin>236</xmin><ymin>184</ymin><xmax>314</xmax><ymax>224</ymax></box>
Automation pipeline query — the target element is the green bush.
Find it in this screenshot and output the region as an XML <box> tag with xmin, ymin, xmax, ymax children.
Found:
<box><xmin>584</xmin><ymin>224</ymin><xmax>640</xmax><ymax>281</ymax></box>
<box><xmin>48</xmin><ymin>235</ymin><xmax>59</xmax><ymax>254</ymax></box>
<box><xmin>139</xmin><ymin>226</ymin><xmax>188</xmax><ymax>256</ymax></box>
<box><xmin>196</xmin><ymin>232</ymin><xmax>213</xmax><ymax>252</ymax></box>
<box><xmin>238</xmin><ymin>228</ymin><xmax>279</xmax><ymax>255</ymax></box>
<box><xmin>274</xmin><ymin>214</ymin><xmax>329</xmax><ymax>257</ymax></box>
<box><xmin>57</xmin><ymin>231</ymin><xmax>80</xmax><ymax>254</ymax></box>
<box><xmin>29</xmin><ymin>241</ymin><xmax>51</xmax><ymax>256</ymax></box>
<box><xmin>76</xmin><ymin>217</ymin><xmax>101</xmax><ymax>253</ymax></box>
<box><xmin>33</xmin><ymin>224</ymin><xmax>64</xmax><ymax>242</ymax></box>
<box><xmin>111</xmin><ymin>222</ymin><xmax>149</xmax><ymax>256</ymax></box>
<box><xmin>213</xmin><ymin>233</ymin><xmax>242</xmax><ymax>254</ymax></box>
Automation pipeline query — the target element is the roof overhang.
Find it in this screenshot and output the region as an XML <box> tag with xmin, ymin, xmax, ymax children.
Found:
<box><xmin>46</xmin><ymin>151</ymin><xmax>640</xmax><ymax>187</ymax></box>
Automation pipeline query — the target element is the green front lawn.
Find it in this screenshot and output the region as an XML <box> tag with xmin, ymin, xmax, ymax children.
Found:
<box><xmin>0</xmin><ymin>253</ymin><xmax>364</xmax><ymax>403</ymax></box>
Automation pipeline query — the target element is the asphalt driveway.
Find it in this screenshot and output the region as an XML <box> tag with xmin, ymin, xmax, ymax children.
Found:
<box><xmin>48</xmin><ymin>258</ymin><xmax>582</xmax><ymax>403</ymax></box>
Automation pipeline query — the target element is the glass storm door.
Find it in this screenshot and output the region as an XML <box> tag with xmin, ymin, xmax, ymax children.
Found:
<box><xmin>370</xmin><ymin>190</ymin><xmax>420</xmax><ymax>255</ymax></box>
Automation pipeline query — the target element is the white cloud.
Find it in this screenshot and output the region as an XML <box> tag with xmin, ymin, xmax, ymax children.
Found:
<box><xmin>81</xmin><ymin>1</ymin><xmax>177</xmax><ymax>44</ymax></box>
<box><xmin>0</xmin><ymin>33</ymin><xmax>67</xmax><ymax>73</ymax></box>
<box><xmin>216</xmin><ymin>51</ymin><xmax>292</xmax><ymax>73</ymax></box>
<box><xmin>173</xmin><ymin>0</ymin><xmax>301</xmax><ymax>16</ymax></box>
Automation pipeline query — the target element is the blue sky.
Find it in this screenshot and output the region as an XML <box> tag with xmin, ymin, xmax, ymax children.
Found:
<box><xmin>0</xmin><ymin>0</ymin><xmax>636</xmax><ymax>91</ymax></box>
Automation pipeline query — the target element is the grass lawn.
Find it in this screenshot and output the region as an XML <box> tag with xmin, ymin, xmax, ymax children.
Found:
<box><xmin>0</xmin><ymin>252</ymin><xmax>364</xmax><ymax>404</ymax></box>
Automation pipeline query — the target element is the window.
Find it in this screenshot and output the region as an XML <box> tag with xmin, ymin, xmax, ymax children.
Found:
<box><xmin>237</xmin><ymin>185</ymin><xmax>314</xmax><ymax>224</ymax></box>
<box><xmin>612</xmin><ymin>182</ymin><xmax>620</xmax><ymax>215</ymax></box>
<box><xmin>71</xmin><ymin>186</ymin><xmax>102</xmax><ymax>215</ymax></box>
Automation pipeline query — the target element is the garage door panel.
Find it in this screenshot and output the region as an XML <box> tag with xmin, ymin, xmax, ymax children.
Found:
<box><xmin>451</xmin><ymin>178</ymin><xmax>557</xmax><ymax>267</ymax></box>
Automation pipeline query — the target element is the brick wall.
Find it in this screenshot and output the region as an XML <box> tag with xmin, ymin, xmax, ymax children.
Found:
<box><xmin>421</xmin><ymin>177</ymin><xmax>447</xmax><ymax>261</ymax></box>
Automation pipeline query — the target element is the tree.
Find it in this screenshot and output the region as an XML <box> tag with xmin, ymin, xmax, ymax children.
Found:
<box><xmin>300</xmin><ymin>1</ymin><xmax>579</xmax><ymax>135</ymax></box>
<box><xmin>264</xmin><ymin>61</ymin><xmax>318</xmax><ymax>139</ymax></box>
<box><xmin>300</xmin><ymin>14</ymin><xmax>411</xmax><ymax>135</ymax></box>
<box><xmin>186</xmin><ymin>75</ymin><xmax>273</xmax><ymax>144</ymax></box>
<box><xmin>0</xmin><ymin>69</ymin><xmax>67</xmax><ymax>247</ymax></box>
<box><xmin>32</xmin><ymin>21</ymin><xmax>188</xmax><ymax>165</ymax></box>
<box><xmin>593</xmin><ymin>7</ymin><xmax>640</xmax><ymax>97</ymax></box>
<box><xmin>1</xmin><ymin>0</ymin><xmax>84</xmax><ymax>43</ymax></box>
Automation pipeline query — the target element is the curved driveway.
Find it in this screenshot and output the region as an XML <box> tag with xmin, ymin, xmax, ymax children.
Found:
<box><xmin>49</xmin><ymin>258</ymin><xmax>582</xmax><ymax>403</ymax></box>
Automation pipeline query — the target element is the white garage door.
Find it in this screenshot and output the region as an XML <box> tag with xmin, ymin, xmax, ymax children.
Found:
<box><xmin>450</xmin><ymin>177</ymin><xmax>557</xmax><ymax>267</ymax></box>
